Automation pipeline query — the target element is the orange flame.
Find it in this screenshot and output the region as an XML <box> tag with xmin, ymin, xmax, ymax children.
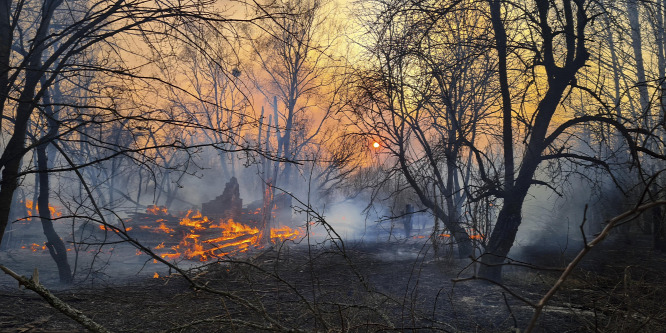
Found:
<box><xmin>24</xmin><ymin>200</ymin><xmax>62</xmax><ymax>221</ymax></box>
<box><xmin>271</xmin><ymin>226</ymin><xmax>301</xmax><ymax>240</ymax></box>
<box><xmin>179</xmin><ymin>210</ymin><xmax>211</xmax><ymax>230</ymax></box>
<box><xmin>149</xmin><ymin>213</ymin><xmax>303</xmax><ymax>261</ymax></box>
<box><xmin>146</xmin><ymin>205</ymin><xmax>168</xmax><ymax>216</ymax></box>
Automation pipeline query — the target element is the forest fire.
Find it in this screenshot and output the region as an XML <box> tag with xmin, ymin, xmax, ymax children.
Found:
<box><xmin>125</xmin><ymin>205</ymin><xmax>303</xmax><ymax>262</ymax></box>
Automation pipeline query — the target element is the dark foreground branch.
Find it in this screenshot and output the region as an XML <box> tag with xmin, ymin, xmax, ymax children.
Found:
<box><xmin>524</xmin><ymin>200</ymin><xmax>666</xmax><ymax>333</ymax></box>
<box><xmin>0</xmin><ymin>265</ymin><xmax>112</xmax><ymax>333</ymax></box>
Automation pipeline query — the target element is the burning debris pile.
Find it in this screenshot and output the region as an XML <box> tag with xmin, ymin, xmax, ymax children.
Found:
<box><xmin>109</xmin><ymin>177</ymin><xmax>302</xmax><ymax>262</ymax></box>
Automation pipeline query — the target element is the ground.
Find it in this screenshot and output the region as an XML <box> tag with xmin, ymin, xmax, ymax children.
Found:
<box><xmin>1</xmin><ymin>235</ymin><xmax>666</xmax><ymax>332</ymax></box>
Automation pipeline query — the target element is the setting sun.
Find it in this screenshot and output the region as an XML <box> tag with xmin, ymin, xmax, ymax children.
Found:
<box><xmin>372</xmin><ymin>142</ymin><xmax>380</xmax><ymax>149</ymax></box>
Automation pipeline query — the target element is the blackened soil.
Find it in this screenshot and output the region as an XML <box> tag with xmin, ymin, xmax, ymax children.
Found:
<box><xmin>1</xmin><ymin>236</ymin><xmax>666</xmax><ymax>332</ymax></box>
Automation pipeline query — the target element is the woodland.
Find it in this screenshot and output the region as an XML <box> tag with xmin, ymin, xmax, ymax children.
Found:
<box><xmin>0</xmin><ymin>0</ymin><xmax>666</xmax><ymax>332</ymax></box>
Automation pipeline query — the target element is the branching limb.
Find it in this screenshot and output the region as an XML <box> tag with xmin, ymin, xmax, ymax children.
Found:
<box><xmin>0</xmin><ymin>265</ymin><xmax>112</xmax><ymax>333</ymax></box>
<box><xmin>524</xmin><ymin>200</ymin><xmax>666</xmax><ymax>333</ymax></box>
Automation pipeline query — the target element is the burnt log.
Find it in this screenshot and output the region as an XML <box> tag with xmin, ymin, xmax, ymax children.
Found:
<box><xmin>202</xmin><ymin>177</ymin><xmax>242</xmax><ymax>220</ymax></box>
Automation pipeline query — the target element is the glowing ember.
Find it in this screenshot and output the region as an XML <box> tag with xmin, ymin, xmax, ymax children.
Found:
<box><xmin>469</xmin><ymin>234</ymin><xmax>484</xmax><ymax>240</ymax></box>
<box><xmin>153</xmin><ymin>272</ymin><xmax>159</xmax><ymax>278</ymax></box>
<box><xmin>21</xmin><ymin>243</ymin><xmax>48</xmax><ymax>252</ymax></box>
<box><xmin>438</xmin><ymin>232</ymin><xmax>483</xmax><ymax>240</ymax></box>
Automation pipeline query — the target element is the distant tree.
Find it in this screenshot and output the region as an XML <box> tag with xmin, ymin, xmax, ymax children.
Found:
<box><xmin>246</xmin><ymin>0</ymin><xmax>342</xmax><ymax>190</ymax></box>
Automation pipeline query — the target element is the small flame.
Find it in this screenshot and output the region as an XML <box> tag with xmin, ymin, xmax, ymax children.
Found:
<box><xmin>271</xmin><ymin>226</ymin><xmax>300</xmax><ymax>240</ymax></box>
<box><xmin>146</xmin><ymin>205</ymin><xmax>169</xmax><ymax>216</ymax></box>
<box><xmin>179</xmin><ymin>210</ymin><xmax>211</xmax><ymax>230</ymax></box>
<box><xmin>153</xmin><ymin>272</ymin><xmax>159</xmax><ymax>278</ymax></box>
<box><xmin>24</xmin><ymin>200</ymin><xmax>63</xmax><ymax>221</ymax></box>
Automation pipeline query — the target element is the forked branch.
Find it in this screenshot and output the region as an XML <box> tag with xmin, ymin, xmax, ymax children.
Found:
<box><xmin>524</xmin><ymin>199</ymin><xmax>666</xmax><ymax>333</ymax></box>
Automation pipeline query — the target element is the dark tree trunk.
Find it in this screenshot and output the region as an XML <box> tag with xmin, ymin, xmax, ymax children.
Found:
<box><xmin>0</xmin><ymin>81</ymin><xmax>39</xmax><ymax>245</ymax></box>
<box><xmin>0</xmin><ymin>0</ymin><xmax>10</xmax><ymax>122</ymax></box>
<box><xmin>477</xmin><ymin>191</ymin><xmax>527</xmax><ymax>281</ymax></box>
<box><xmin>478</xmin><ymin>0</ymin><xmax>590</xmax><ymax>282</ymax></box>
<box><xmin>37</xmin><ymin>143</ymin><xmax>72</xmax><ymax>284</ymax></box>
<box><xmin>0</xmin><ymin>0</ymin><xmax>60</xmax><ymax>245</ymax></box>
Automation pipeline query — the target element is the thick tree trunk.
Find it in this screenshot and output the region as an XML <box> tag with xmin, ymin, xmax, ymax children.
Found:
<box><xmin>478</xmin><ymin>0</ymin><xmax>589</xmax><ymax>282</ymax></box>
<box><xmin>37</xmin><ymin>143</ymin><xmax>72</xmax><ymax>284</ymax></box>
<box><xmin>477</xmin><ymin>194</ymin><xmax>525</xmax><ymax>282</ymax></box>
<box><xmin>0</xmin><ymin>83</ymin><xmax>40</xmax><ymax>245</ymax></box>
<box><xmin>0</xmin><ymin>0</ymin><xmax>61</xmax><ymax>246</ymax></box>
<box><xmin>0</xmin><ymin>0</ymin><xmax>10</xmax><ymax>122</ymax></box>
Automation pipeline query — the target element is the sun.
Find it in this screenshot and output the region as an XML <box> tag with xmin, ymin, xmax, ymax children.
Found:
<box><xmin>372</xmin><ymin>142</ymin><xmax>380</xmax><ymax>149</ymax></box>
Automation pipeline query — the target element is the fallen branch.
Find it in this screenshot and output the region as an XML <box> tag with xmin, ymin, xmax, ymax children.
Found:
<box><xmin>0</xmin><ymin>265</ymin><xmax>112</xmax><ymax>333</ymax></box>
<box><xmin>524</xmin><ymin>200</ymin><xmax>666</xmax><ymax>333</ymax></box>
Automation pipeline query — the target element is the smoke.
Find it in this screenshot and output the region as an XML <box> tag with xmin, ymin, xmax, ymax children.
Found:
<box><xmin>303</xmin><ymin>200</ymin><xmax>371</xmax><ymax>241</ymax></box>
<box><xmin>510</xmin><ymin>167</ymin><xmax>630</xmax><ymax>262</ymax></box>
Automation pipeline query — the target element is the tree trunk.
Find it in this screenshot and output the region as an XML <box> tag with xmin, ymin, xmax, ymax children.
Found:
<box><xmin>0</xmin><ymin>0</ymin><xmax>61</xmax><ymax>245</ymax></box>
<box><xmin>37</xmin><ymin>143</ymin><xmax>72</xmax><ymax>284</ymax></box>
<box><xmin>477</xmin><ymin>192</ymin><xmax>526</xmax><ymax>282</ymax></box>
<box><xmin>0</xmin><ymin>0</ymin><xmax>10</xmax><ymax>124</ymax></box>
<box><xmin>627</xmin><ymin>0</ymin><xmax>650</xmax><ymax>118</ymax></box>
<box><xmin>0</xmin><ymin>82</ymin><xmax>40</xmax><ymax>245</ymax></box>
<box><xmin>477</xmin><ymin>0</ymin><xmax>590</xmax><ymax>282</ymax></box>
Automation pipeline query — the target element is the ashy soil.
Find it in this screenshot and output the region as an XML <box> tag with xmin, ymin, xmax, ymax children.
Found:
<box><xmin>1</xmin><ymin>235</ymin><xmax>666</xmax><ymax>332</ymax></box>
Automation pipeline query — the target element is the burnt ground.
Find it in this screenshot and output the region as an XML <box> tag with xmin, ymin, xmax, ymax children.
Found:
<box><xmin>1</xmin><ymin>235</ymin><xmax>666</xmax><ymax>332</ymax></box>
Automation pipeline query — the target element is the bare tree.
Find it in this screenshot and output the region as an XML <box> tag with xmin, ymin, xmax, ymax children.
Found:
<box><xmin>348</xmin><ymin>0</ymin><xmax>496</xmax><ymax>257</ymax></box>
<box><xmin>247</xmin><ymin>0</ymin><xmax>341</xmax><ymax>189</ymax></box>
